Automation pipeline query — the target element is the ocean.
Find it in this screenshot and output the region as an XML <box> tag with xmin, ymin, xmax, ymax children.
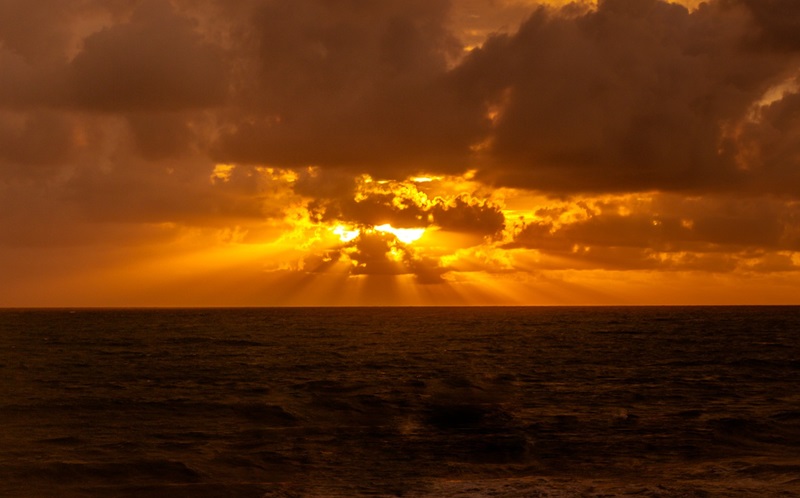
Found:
<box><xmin>1</xmin><ymin>307</ymin><xmax>799</xmax><ymax>497</ymax></box>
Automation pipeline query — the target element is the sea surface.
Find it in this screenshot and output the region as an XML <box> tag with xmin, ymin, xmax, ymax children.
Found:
<box><xmin>1</xmin><ymin>306</ymin><xmax>799</xmax><ymax>497</ymax></box>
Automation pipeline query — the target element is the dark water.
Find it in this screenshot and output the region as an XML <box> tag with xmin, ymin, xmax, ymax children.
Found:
<box><xmin>1</xmin><ymin>307</ymin><xmax>800</xmax><ymax>497</ymax></box>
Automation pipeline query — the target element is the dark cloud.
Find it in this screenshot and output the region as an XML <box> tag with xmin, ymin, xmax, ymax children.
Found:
<box><xmin>211</xmin><ymin>0</ymin><xmax>485</xmax><ymax>174</ymax></box>
<box><xmin>0</xmin><ymin>0</ymin><xmax>81</xmax><ymax>62</ymax></box>
<box><xmin>0</xmin><ymin>48</ymin><xmax>70</xmax><ymax>110</ymax></box>
<box><xmin>747</xmin><ymin>251</ymin><xmax>798</xmax><ymax>272</ymax></box>
<box><xmin>347</xmin><ymin>231</ymin><xmax>406</xmax><ymax>276</ymax></box>
<box><xmin>340</xmin><ymin>231</ymin><xmax>447</xmax><ymax>284</ymax></box>
<box><xmin>508</xmin><ymin>195</ymin><xmax>800</xmax><ymax>261</ymax></box>
<box><xmin>736</xmin><ymin>0</ymin><xmax>800</xmax><ymax>50</ymax></box>
<box><xmin>67</xmin><ymin>0</ymin><xmax>228</xmax><ymax>112</ymax></box>
<box><xmin>0</xmin><ymin>111</ymin><xmax>77</xmax><ymax>166</ymax></box>
<box><xmin>732</xmin><ymin>88</ymin><xmax>800</xmax><ymax>195</ymax></box>
<box><xmin>2</xmin><ymin>0</ymin><xmax>800</xmax><ymax>291</ymax></box>
<box><xmin>455</xmin><ymin>0</ymin><xmax>799</xmax><ymax>195</ymax></box>
<box><xmin>126</xmin><ymin>112</ymin><xmax>194</xmax><ymax>160</ymax></box>
<box><xmin>57</xmin><ymin>158</ymin><xmax>278</xmax><ymax>227</ymax></box>
<box><xmin>430</xmin><ymin>195</ymin><xmax>505</xmax><ymax>235</ymax></box>
<box><xmin>303</xmin><ymin>177</ymin><xmax>505</xmax><ymax>236</ymax></box>
<box><xmin>299</xmin><ymin>236</ymin><xmax>445</xmax><ymax>284</ymax></box>
<box><xmin>293</xmin><ymin>168</ymin><xmax>357</xmax><ymax>201</ymax></box>
<box><xmin>5</xmin><ymin>0</ymin><xmax>800</xmax><ymax>197</ymax></box>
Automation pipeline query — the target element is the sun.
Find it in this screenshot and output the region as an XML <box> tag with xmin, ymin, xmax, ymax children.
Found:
<box><xmin>333</xmin><ymin>225</ymin><xmax>360</xmax><ymax>243</ymax></box>
<box><xmin>331</xmin><ymin>223</ymin><xmax>426</xmax><ymax>245</ymax></box>
<box><xmin>373</xmin><ymin>224</ymin><xmax>426</xmax><ymax>244</ymax></box>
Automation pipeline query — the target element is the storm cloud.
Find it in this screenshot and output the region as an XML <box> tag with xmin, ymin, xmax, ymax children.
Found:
<box><xmin>2</xmin><ymin>0</ymin><xmax>800</xmax><ymax>305</ymax></box>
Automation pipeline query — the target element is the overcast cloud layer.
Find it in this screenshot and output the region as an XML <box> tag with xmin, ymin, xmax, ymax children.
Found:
<box><xmin>2</xmin><ymin>0</ymin><xmax>800</xmax><ymax>304</ymax></box>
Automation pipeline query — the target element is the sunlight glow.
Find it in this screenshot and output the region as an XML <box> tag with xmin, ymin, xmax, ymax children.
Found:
<box><xmin>374</xmin><ymin>224</ymin><xmax>426</xmax><ymax>244</ymax></box>
<box><xmin>746</xmin><ymin>72</ymin><xmax>800</xmax><ymax>122</ymax></box>
<box><xmin>333</xmin><ymin>225</ymin><xmax>360</xmax><ymax>243</ymax></box>
<box><xmin>210</xmin><ymin>164</ymin><xmax>235</xmax><ymax>184</ymax></box>
<box><xmin>411</xmin><ymin>176</ymin><xmax>441</xmax><ymax>183</ymax></box>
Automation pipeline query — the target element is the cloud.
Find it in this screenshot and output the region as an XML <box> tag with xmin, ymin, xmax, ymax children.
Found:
<box><xmin>0</xmin><ymin>111</ymin><xmax>77</xmax><ymax>167</ymax></box>
<box><xmin>203</xmin><ymin>0</ymin><xmax>800</xmax><ymax>197</ymax></box>
<box><xmin>345</xmin><ymin>231</ymin><xmax>449</xmax><ymax>284</ymax></box>
<box><xmin>300</xmin><ymin>173</ymin><xmax>505</xmax><ymax>236</ymax></box>
<box><xmin>510</xmin><ymin>194</ymin><xmax>799</xmax><ymax>250</ymax></box>
<box><xmin>737</xmin><ymin>0</ymin><xmax>800</xmax><ymax>51</ymax></box>
<box><xmin>430</xmin><ymin>195</ymin><xmax>505</xmax><ymax>235</ymax></box>
<box><xmin>730</xmin><ymin>86</ymin><xmax>800</xmax><ymax>195</ymax></box>
<box><xmin>505</xmin><ymin>193</ymin><xmax>800</xmax><ymax>271</ymax></box>
<box><xmin>211</xmin><ymin>0</ymin><xmax>485</xmax><ymax>174</ymax></box>
<box><xmin>3</xmin><ymin>0</ymin><xmax>800</xmax><ymax>305</ymax></box>
<box><xmin>5</xmin><ymin>0</ymin><xmax>800</xmax><ymax>197</ymax></box>
<box><xmin>0</xmin><ymin>0</ymin><xmax>83</xmax><ymax>62</ymax></box>
<box><xmin>67</xmin><ymin>0</ymin><xmax>228</xmax><ymax>112</ymax></box>
<box><xmin>452</xmin><ymin>0</ymin><xmax>800</xmax><ymax>195</ymax></box>
<box><xmin>126</xmin><ymin>112</ymin><xmax>194</xmax><ymax>160</ymax></box>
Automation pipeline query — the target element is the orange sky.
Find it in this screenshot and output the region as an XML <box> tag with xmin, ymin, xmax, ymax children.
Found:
<box><xmin>1</xmin><ymin>0</ymin><xmax>800</xmax><ymax>306</ymax></box>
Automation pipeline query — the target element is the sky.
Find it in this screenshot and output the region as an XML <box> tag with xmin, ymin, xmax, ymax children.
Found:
<box><xmin>1</xmin><ymin>0</ymin><xmax>800</xmax><ymax>306</ymax></box>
